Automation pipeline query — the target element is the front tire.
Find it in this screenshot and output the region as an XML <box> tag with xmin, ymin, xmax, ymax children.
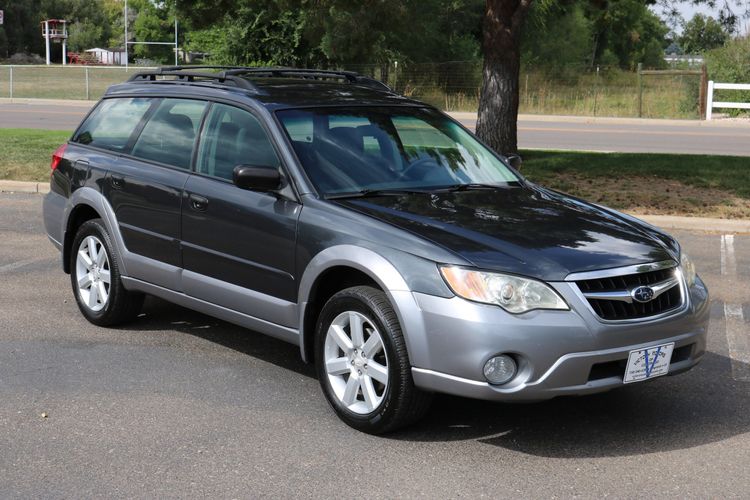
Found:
<box><xmin>315</xmin><ymin>286</ymin><xmax>432</xmax><ymax>434</ymax></box>
<box><xmin>70</xmin><ymin>218</ymin><xmax>143</xmax><ymax>326</ymax></box>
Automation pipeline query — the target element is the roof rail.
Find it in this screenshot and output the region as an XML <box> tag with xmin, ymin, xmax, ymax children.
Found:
<box><xmin>127</xmin><ymin>68</ymin><xmax>259</xmax><ymax>92</ymax></box>
<box><xmin>127</xmin><ymin>66</ymin><xmax>392</xmax><ymax>92</ymax></box>
<box><xmin>223</xmin><ymin>68</ymin><xmax>392</xmax><ymax>91</ymax></box>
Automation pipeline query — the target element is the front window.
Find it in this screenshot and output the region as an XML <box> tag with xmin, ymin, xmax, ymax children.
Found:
<box><xmin>276</xmin><ymin>107</ymin><xmax>520</xmax><ymax>196</ymax></box>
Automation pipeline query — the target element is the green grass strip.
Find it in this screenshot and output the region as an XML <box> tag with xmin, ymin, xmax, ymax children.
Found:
<box><xmin>0</xmin><ymin>128</ymin><xmax>72</xmax><ymax>182</ymax></box>
<box><xmin>521</xmin><ymin>150</ymin><xmax>750</xmax><ymax>199</ymax></box>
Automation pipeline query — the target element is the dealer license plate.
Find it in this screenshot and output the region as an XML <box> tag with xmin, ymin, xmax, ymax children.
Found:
<box><xmin>623</xmin><ymin>342</ymin><xmax>675</xmax><ymax>384</ymax></box>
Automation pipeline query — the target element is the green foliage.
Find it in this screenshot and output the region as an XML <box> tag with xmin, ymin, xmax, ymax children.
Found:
<box><xmin>0</xmin><ymin>0</ymin><xmax>43</xmax><ymax>58</ymax></box>
<box><xmin>591</xmin><ymin>0</ymin><xmax>669</xmax><ymax>69</ymax></box>
<box><xmin>523</xmin><ymin>2</ymin><xmax>593</xmax><ymax>70</ymax></box>
<box><xmin>679</xmin><ymin>14</ymin><xmax>728</xmax><ymax>54</ymax></box>
<box><xmin>522</xmin><ymin>0</ymin><xmax>670</xmax><ymax>71</ymax></box>
<box><xmin>67</xmin><ymin>19</ymin><xmax>105</xmax><ymax>51</ymax></box>
<box><xmin>705</xmin><ymin>36</ymin><xmax>750</xmax><ymax>116</ymax></box>
<box><xmin>180</xmin><ymin>0</ymin><xmax>482</xmax><ymax>67</ymax></box>
<box><xmin>705</xmin><ymin>35</ymin><xmax>750</xmax><ymax>84</ymax></box>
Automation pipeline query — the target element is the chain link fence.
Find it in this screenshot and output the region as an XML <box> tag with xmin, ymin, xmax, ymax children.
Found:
<box><xmin>0</xmin><ymin>65</ymin><xmax>155</xmax><ymax>101</ymax></box>
<box><xmin>0</xmin><ymin>62</ymin><xmax>704</xmax><ymax>119</ymax></box>
<box><xmin>345</xmin><ymin>61</ymin><xmax>705</xmax><ymax>119</ymax></box>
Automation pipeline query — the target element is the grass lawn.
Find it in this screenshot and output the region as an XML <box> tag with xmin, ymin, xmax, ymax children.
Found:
<box><xmin>1</xmin><ymin>128</ymin><xmax>748</xmax><ymax>218</ymax></box>
<box><xmin>0</xmin><ymin>129</ymin><xmax>71</xmax><ymax>182</ymax></box>
<box><xmin>521</xmin><ymin>150</ymin><xmax>750</xmax><ymax>218</ymax></box>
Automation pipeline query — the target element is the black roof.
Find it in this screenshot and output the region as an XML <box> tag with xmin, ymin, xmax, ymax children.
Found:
<box><xmin>106</xmin><ymin>67</ymin><xmax>422</xmax><ymax>110</ymax></box>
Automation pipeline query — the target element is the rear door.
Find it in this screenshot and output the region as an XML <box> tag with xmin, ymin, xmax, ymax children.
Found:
<box><xmin>180</xmin><ymin>103</ymin><xmax>301</xmax><ymax>327</ymax></box>
<box><xmin>101</xmin><ymin>97</ymin><xmax>208</xmax><ymax>289</ymax></box>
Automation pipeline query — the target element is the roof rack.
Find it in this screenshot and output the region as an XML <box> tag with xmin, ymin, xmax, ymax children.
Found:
<box><xmin>127</xmin><ymin>68</ymin><xmax>259</xmax><ymax>92</ymax></box>
<box><xmin>128</xmin><ymin>66</ymin><xmax>391</xmax><ymax>92</ymax></box>
<box><xmin>222</xmin><ymin>68</ymin><xmax>392</xmax><ymax>91</ymax></box>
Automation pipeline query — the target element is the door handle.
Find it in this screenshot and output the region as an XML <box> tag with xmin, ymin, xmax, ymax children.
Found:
<box><xmin>189</xmin><ymin>194</ymin><xmax>209</xmax><ymax>212</ymax></box>
<box><xmin>111</xmin><ymin>175</ymin><xmax>125</xmax><ymax>189</ymax></box>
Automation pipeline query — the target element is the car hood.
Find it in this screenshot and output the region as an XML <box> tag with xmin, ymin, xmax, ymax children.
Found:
<box><xmin>335</xmin><ymin>185</ymin><xmax>675</xmax><ymax>281</ymax></box>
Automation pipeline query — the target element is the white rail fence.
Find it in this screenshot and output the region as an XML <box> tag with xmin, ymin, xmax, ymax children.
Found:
<box><xmin>706</xmin><ymin>81</ymin><xmax>750</xmax><ymax>120</ymax></box>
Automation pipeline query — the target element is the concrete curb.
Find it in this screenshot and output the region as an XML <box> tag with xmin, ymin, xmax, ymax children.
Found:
<box><xmin>636</xmin><ymin>214</ymin><xmax>750</xmax><ymax>234</ymax></box>
<box><xmin>0</xmin><ymin>180</ymin><xmax>50</xmax><ymax>194</ymax></box>
<box><xmin>1</xmin><ymin>181</ymin><xmax>747</xmax><ymax>233</ymax></box>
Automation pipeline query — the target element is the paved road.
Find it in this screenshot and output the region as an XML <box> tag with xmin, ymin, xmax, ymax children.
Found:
<box><xmin>2</xmin><ymin>102</ymin><xmax>749</xmax><ymax>156</ymax></box>
<box><xmin>0</xmin><ymin>102</ymin><xmax>93</xmax><ymax>131</ymax></box>
<box><xmin>1</xmin><ymin>193</ymin><xmax>749</xmax><ymax>497</ymax></box>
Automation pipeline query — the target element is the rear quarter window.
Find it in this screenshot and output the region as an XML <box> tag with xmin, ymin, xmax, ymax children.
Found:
<box><xmin>72</xmin><ymin>98</ymin><xmax>153</xmax><ymax>152</ymax></box>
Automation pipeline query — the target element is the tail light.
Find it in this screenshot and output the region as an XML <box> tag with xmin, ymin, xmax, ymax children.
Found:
<box><xmin>50</xmin><ymin>143</ymin><xmax>67</xmax><ymax>172</ymax></box>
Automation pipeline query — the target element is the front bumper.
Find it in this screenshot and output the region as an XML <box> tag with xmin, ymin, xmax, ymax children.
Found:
<box><xmin>401</xmin><ymin>276</ymin><xmax>710</xmax><ymax>401</ymax></box>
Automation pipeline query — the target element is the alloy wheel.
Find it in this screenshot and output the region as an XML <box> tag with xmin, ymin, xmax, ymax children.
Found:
<box><xmin>323</xmin><ymin>310</ymin><xmax>389</xmax><ymax>414</ymax></box>
<box><xmin>75</xmin><ymin>235</ymin><xmax>111</xmax><ymax>312</ymax></box>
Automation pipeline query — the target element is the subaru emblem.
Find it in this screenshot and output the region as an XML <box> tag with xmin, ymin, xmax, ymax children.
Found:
<box><xmin>631</xmin><ymin>286</ymin><xmax>655</xmax><ymax>303</ymax></box>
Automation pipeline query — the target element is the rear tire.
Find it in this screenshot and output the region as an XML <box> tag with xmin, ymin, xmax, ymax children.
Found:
<box><xmin>315</xmin><ymin>286</ymin><xmax>432</xmax><ymax>434</ymax></box>
<box><xmin>70</xmin><ymin>218</ymin><xmax>143</xmax><ymax>326</ymax></box>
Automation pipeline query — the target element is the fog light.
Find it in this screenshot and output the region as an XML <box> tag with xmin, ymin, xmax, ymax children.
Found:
<box><xmin>483</xmin><ymin>355</ymin><xmax>517</xmax><ymax>385</ymax></box>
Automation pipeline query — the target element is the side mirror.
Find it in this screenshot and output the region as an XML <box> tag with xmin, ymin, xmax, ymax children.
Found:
<box><xmin>233</xmin><ymin>165</ymin><xmax>282</xmax><ymax>192</ymax></box>
<box><xmin>505</xmin><ymin>154</ymin><xmax>523</xmax><ymax>170</ymax></box>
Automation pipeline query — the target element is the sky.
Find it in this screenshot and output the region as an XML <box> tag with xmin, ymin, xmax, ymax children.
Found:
<box><xmin>652</xmin><ymin>1</ymin><xmax>749</xmax><ymax>35</ymax></box>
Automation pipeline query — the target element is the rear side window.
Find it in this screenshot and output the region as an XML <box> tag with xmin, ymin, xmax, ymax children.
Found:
<box><xmin>130</xmin><ymin>99</ymin><xmax>207</xmax><ymax>170</ymax></box>
<box><xmin>73</xmin><ymin>98</ymin><xmax>153</xmax><ymax>152</ymax></box>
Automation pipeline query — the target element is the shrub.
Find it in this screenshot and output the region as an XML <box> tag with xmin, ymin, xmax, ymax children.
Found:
<box><xmin>8</xmin><ymin>53</ymin><xmax>45</xmax><ymax>65</ymax></box>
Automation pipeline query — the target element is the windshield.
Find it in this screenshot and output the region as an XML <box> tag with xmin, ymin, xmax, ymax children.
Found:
<box><xmin>276</xmin><ymin>107</ymin><xmax>521</xmax><ymax>196</ymax></box>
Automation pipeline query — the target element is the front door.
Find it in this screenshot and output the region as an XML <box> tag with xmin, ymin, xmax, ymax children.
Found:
<box><xmin>181</xmin><ymin>103</ymin><xmax>301</xmax><ymax>327</ymax></box>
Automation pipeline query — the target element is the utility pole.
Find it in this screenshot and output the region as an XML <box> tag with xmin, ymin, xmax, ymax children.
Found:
<box><xmin>174</xmin><ymin>1</ymin><xmax>179</xmax><ymax>66</ymax></box>
<box><xmin>124</xmin><ymin>0</ymin><xmax>128</xmax><ymax>69</ymax></box>
<box><xmin>44</xmin><ymin>21</ymin><xmax>51</xmax><ymax>65</ymax></box>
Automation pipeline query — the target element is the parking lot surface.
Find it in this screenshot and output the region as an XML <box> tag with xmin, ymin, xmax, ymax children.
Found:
<box><xmin>1</xmin><ymin>193</ymin><xmax>748</xmax><ymax>498</ymax></box>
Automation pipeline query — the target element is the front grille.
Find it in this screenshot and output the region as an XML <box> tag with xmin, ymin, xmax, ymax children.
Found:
<box><xmin>576</xmin><ymin>267</ymin><xmax>683</xmax><ymax>321</ymax></box>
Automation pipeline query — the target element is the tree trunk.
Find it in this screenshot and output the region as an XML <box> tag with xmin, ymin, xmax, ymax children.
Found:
<box><xmin>475</xmin><ymin>0</ymin><xmax>533</xmax><ymax>155</ymax></box>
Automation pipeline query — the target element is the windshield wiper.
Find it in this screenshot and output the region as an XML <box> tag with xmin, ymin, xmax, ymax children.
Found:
<box><xmin>325</xmin><ymin>188</ymin><xmax>433</xmax><ymax>200</ymax></box>
<box><xmin>430</xmin><ymin>183</ymin><xmax>506</xmax><ymax>193</ymax></box>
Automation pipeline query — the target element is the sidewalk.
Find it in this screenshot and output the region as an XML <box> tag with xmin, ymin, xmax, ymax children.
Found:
<box><xmin>2</xmin><ymin>180</ymin><xmax>747</xmax><ymax>233</ymax></box>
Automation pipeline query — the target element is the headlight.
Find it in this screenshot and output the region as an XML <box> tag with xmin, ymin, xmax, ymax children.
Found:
<box><xmin>680</xmin><ymin>251</ymin><xmax>696</xmax><ymax>287</ymax></box>
<box><xmin>440</xmin><ymin>266</ymin><xmax>569</xmax><ymax>314</ymax></box>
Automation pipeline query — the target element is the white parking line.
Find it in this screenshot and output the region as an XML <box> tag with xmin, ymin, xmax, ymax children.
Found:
<box><xmin>720</xmin><ymin>234</ymin><xmax>749</xmax><ymax>381</ymax></box>
<box><xmin>720</xmin><ymin>234</ymin><xmax>736</xmax><ymax>276</ymax></box>
<box><xmin>724</xmin><ymin>303</ymin><xmax>750</xmax><ymax>382</ymax></box>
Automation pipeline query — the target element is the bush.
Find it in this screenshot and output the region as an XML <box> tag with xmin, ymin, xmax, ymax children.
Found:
<box><xmin>705</xmin><ymin>36</ymin><xmax>750</xmax><ymax>116</ymax></box>
<box><xmin>7</xmin><ymin>53</ymin><xmax>45</xmax><ymax>65</ymax></box>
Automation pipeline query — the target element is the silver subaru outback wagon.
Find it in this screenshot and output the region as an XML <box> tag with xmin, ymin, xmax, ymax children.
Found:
<box><xmin>42</xmin><ymin>67</ymin><xmax>710</xmax><ymax>434</ymax></box>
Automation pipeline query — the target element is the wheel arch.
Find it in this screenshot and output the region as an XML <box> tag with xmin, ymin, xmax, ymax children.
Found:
<box><xmin>62</xmin><ymin>187</ymin><xmax>127</xmax><ymax>276</ymax></box>
<box><xmin>63</xmin><ymin>203</ymin><xmax>101</xmax><ymax>273</ymax></box>
<box><xmin>297</xmin><ymin>245</ymin><xmax>423</xmax><ymax>364</ymax></box>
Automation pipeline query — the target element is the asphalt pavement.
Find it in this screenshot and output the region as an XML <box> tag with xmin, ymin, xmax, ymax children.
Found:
<box><xmin>1</xmin><ymin>101</ymin><xmax>749</xmax><ymax>156</ymax></box>
<box><xmin>1</xmin><ymin>193</ymin><xmax>749</xmax><ymax>498</ymax></box>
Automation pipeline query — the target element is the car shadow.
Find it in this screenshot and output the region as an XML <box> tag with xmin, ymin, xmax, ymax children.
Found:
<box><xmin>127</xmin><ymin>297</ymin><xmax>748</xmax><ymax>458</ymax></box>
<box><xmin>389</xmin><ymin>350</ymin><xmax>749</xmax><ymax>458</ymax></box>
<box><xmin>120</xmin><ymin>296</ymin><xmax>316</xmax><ymax>379</ymax></box>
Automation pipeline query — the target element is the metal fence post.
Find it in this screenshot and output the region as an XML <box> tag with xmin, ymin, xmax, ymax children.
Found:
<box><xmin>85</xmin><ymin>66</ymin><xmax>90</xmax><ymax>100</ymax></box>
<box><xmin>706</xmin><ymin>80</ymin><xmax>714</xmax><ymax>121</ymax></box>
<box><xmin>9</xmin><ymin>66</ymin><xmax>13</xmax><ymax>99</ymax></box>
<box><xmin>637</xmin><ymin>63</ymin><xmax>643</xmax><ymax>118</ymax></box>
